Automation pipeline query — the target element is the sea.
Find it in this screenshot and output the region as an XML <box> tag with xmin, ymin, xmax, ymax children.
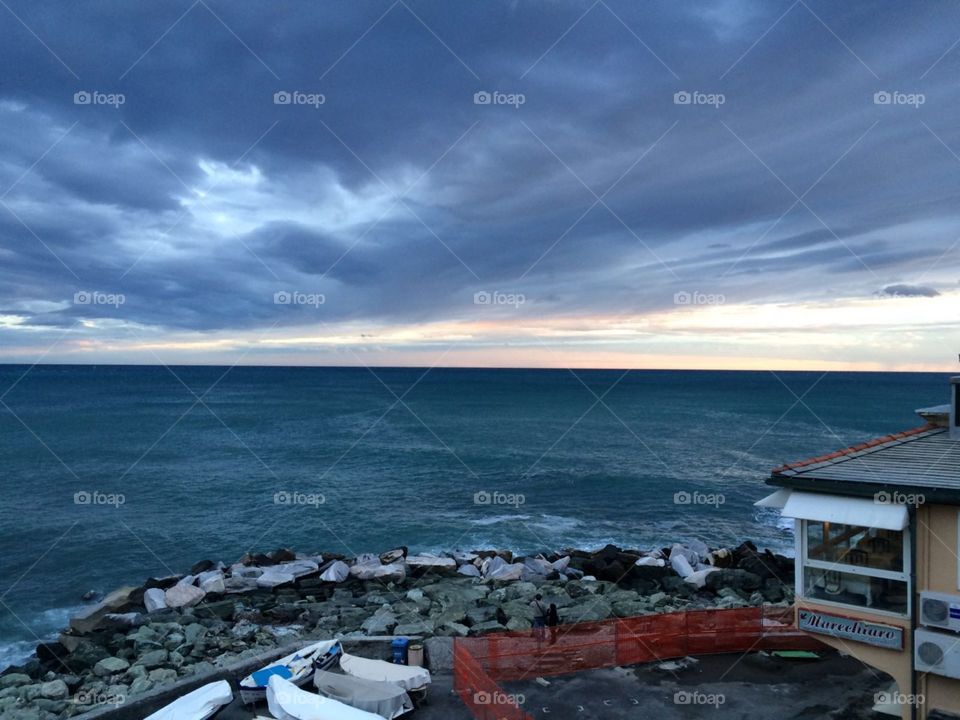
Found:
<box><xmin>0</xmin><ymin>365</ymin><xmax>948</xmax><ymax>669</ymax></box>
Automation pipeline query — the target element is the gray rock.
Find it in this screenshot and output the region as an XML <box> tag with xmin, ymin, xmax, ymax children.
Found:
<box><xmin>469</xmin><ymin>620</ymin><xmax>505</xmax><ymax>634</ymax></box>
<box><xmin>0</xmin><ymin>674</ymin><xmax>31</xmax><ymax>689</ymax></box>
<box><xmin>38</xmin><ymin>680</ymin><xmax>68</xmax><ymax>700</ymax></box>
<box><xmin>361</xmin><ymin>609</ymin><xmax>397</xmax><ymax>635</ymax></box>
<box><xmin>143</xmin><ymin>588</ymin><xmax>167</xmax><ymax>612</ymax></box>
<box><xmin>93</xmin><ymin>657</ymin><xmax>130</xmax><ymax>677</ymax></box>
<box><xmin>393</xmin><ymin>620</ymin><xmax>435</xmax><ymax>635</ymax></box>
<box><xmin>128</xmin><ymin>676</ymin><xmax>153</xmax><ymax>695</ymax></box>
<box><xmin>148</xmin><ymin>668</ymin><xmax>177</xmax><ymax>684</ymax></box>
<box><xmin>134</xmin><ymin>649</ymin><xmax>168</xmax><ymax>669</ymax></box>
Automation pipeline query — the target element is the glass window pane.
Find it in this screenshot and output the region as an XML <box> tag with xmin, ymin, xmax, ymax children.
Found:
<box><xmin>805</xmin><ymin>521</ymin><xmax>903</xmax><ymax>572</ymax></box>
<box><xmin>803</xmin><ymin>567</ymin><xmax>908</xmax><ymax>614</ymax></box>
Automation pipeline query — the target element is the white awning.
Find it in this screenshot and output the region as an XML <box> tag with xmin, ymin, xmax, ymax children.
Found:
<box><xmin>754</xmin><ymin>488</ymin><xmax>791</xmax><ymax>509</ymax></box>
<box><xmin>775</xmin><ymin>490</ymin><xmax>908</xmax><ymax>531</ymax></box>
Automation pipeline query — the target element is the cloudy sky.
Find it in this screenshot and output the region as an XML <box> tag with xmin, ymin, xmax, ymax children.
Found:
<box><xmin>1</xmin><ymin>0</ymin><xmax>959</xmax><ymax>370</ymax></box>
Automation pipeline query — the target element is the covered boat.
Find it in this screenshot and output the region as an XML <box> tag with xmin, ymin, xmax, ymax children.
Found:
<box><xmin>266</xmin><ymin>675</ymin><xmax>384</xmax><ymax>720</ymax></box>
<box><xmin>144</xmin><ymin>679</ymin><xmax>232</xmax><ymax>720</ymax></box>
<box><xmin>240</xmin><ymin>639</ymin><xmax>341</xmax><ymax>704</ymax></box>
<box><xmin>314</xmin><ymin>669</ymin><xmax>413</xmax><ymax>718</ymax></box>
<box><xmin>338</xmin><ymin>652</ymin><xmax>431</xmax><ymax>692</ymax></box>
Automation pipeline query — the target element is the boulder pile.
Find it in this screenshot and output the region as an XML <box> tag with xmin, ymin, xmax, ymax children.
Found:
<box><xmin>0</xmin><ymin>541</ymin><xmax>794</xmax><ymax>719</ymax></box>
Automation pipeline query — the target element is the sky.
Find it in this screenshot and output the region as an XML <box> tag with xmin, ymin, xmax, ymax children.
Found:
<box><xmin>0</xmin><ymin>0</ymin><xmax>959</xmax><ymax>371</ymax></box>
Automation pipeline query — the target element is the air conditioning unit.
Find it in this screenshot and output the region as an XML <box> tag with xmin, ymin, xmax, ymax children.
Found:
<box><xmin>915</xmin><ymin>628</ymin><xmax>960</xmax><ymax>679</ymax></box>
<box><xmin>920</xmin><ymin>591</ymin><xmax>960</xmax><ymax>632</ymax></box>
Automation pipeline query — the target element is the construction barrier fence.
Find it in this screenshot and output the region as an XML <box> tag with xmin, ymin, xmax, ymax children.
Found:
<box><xmin>453</xmin><ymin>605</ymin><xmax>823</xmax><ymax>720</ymax></box>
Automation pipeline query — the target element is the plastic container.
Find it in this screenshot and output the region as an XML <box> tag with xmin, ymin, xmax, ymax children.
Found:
<box><xmin>407</xmin><ymin>642</ymin><xmax>424</xmax><ymax>667</ymax></box>
<box><xmin>391</xmin><ymin>637</ymin><xmax>410</xmax><ymax>664</ymax></box>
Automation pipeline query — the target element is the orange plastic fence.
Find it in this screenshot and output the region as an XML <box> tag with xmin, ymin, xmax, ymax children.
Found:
<box><xmin>453</xmin><ymin>606</ymin><xmax>822</xmax><ymax>719</ymax></box>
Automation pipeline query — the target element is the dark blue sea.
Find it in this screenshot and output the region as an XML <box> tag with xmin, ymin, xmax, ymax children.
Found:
<box><xmin>0</xmin><ymin>366</ymin><xmax>948</xmax><ymax>668</ymax></box>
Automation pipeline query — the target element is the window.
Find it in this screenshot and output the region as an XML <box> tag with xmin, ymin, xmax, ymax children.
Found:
<box><xmin>800</xmin><ymin>520</ymin><xmax>910</xmax><ymax>616</ymax></box>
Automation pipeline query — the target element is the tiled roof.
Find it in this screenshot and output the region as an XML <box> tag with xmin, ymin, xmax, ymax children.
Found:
<box><xmin>771</xmin><ymin>425</ymin><xmax>960</xmax><ymax>491</ymax></box>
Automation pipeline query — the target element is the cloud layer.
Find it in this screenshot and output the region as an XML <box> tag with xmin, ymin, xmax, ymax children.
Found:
<box><xmin>1</xmin><ymin>0</ymin><xmax>959</xmax><ymax>368</ymax></box>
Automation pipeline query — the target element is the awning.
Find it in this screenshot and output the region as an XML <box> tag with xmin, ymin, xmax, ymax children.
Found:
<box><xmin>754</xmin><ymin>488</ymin><xmax>791</xmax><ymax>509</ymax></box>
<box><xmin>759</xmin><ymin>489</ymin><xmax>908</xmax><ymax>531</ymax></box>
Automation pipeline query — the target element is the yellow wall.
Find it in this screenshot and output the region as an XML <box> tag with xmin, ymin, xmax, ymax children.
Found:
<box><xmin>916</xmin><ymin>504</ymin><xmax>960</xmax><ymax>719</ymax></box>
<box><xmin>795</xmin><ymin>505</ymin><xmax>960</xmax><ymax>719</ymax></box>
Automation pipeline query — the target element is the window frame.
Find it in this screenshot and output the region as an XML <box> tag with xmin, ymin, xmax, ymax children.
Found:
<box><xmin>796</xmin><ymin>518</ymin><xmax>911</xmax><ymax>619</ymax></box>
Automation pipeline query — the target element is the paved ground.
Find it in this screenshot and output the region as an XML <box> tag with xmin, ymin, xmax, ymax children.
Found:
<box><xmin>501</xmin><ymin>652</ymin><xmax>889</xmax><ymax>719</ymax></box>
<box><xmin>216</xmin><ymin>651</ymin><xmax>887</xmax><ymax>719</ymax></box>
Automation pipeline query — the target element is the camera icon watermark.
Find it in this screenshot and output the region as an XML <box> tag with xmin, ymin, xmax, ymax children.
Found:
<box><xmin>273</xmin><ymin>290</ymin><xmax>325</xmax><ymax>307</ymax></box>
<box><xmin>274</xmin><ymin>490</ymin><xmax>325</xmax><ymax>507</ymax></box>
<box><xmin>673</xmin><ymin>90</ymin><xmax>725</xmax><ymax>108</ymax></box>
<box><xmin>874</xmin><ymin>490</ymin><xmax>925</xmax><ymax>507</ymax></box>
<box><xmin>473</xmin><ymin>290</ymin><xmax>525</xmax><ymax>308</ymax></box>
<box><xmin>873</xmin><ymin>90</ymin><xmax>924</xmax><ymax>108</ymax></box>
<box><xmin>674</xmin><ymin>690</ymin><xmax>725</xmax><ymax>707</ymax></box>
<box><xmin>74</xmin><ymin>90</ymin><xmax>125</xmax><ymax>108</ymax></box>
<box><xmin>674</xmin><ymin>490</ymin><xmax>725</xmax><ymax>508</ymax></box>
<box><xmin>74</xmin><ymin>290</ymin><xmax>125</xmax><ymax>308</ymax></box>
<box><xmin>74</xmin><ymin>490</ymin><xmax>125</xmax><ymax>508</ymax></box>
<box><xmin>473</xmin><ymin>90</ymin><xmax>526</xmax><ymax>108</ymax></box>
<box><xmin>474</xmin><ymin>490</ymin><xmax>525</xmax><ymax>508</ymax></box>
<box><xmin>273</xmin><ymin>90</ymin><xmax>325</xmax><ymax>108</ymax></box>
<box><xmin>673</xmin><ymin>290</ymin><xmax>724</xmax><ymax>306</ymax></box>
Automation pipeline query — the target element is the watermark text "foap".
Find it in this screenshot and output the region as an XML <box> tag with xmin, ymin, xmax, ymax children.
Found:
<box><xmin>274</xmin><ymin>290</ymin><xmax>325</xmax><ymax>307</ymax></box>
<box><xmin>674</xmin><ymin>490</ymin><xmax>725</xmax><ymax>508</ymax></box>
<box><xmin>274</xmin><ymin>491</ymin><xmax>326</xmax><ymax>507</ymax></box>
<box><xmin>74</xmin><ymin>91</ymin><xmax>125</xmax><ymax>108</ymax></box>
<box><xmin>474</xmin><ymin>490</ymin><xmax>525</xmax><ymax>508</ymax></box>
<box><xmin>674</xmin><ymin>90</ymin><xmax>725</xmax><ymax>108</ymax></box>
<box><xmin>474</xmin><ymin>290</ymin><xmax>525</xmax><ymax>307</ymax></box>
<box><xmin>75</xmin><ymin>290</ymin><xmax>125</xmax><ymax>307</ymax></box>
<box><xmin>74</xmin><ymin>491</ymin><xmax>125</xmax><ymax>508</ymax></box>
<box><xmin>274</xmin><ymin>90</ymin><xmax>325</xmax><ymax>108</ymax></box>
<box><xmin>474</xmin><ymin>90</ymin><xmax>525</xmax><ymax>108</ymax></box>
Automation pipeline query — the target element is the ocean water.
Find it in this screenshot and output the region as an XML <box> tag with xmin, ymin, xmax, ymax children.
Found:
<box><xmin>0</xmin><ymin>365</ymin><xmax>948</xmax><ymax>668</ymax></box>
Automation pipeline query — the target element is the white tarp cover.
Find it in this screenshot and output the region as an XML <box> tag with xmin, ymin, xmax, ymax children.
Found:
<box><xmin>320</xmin><ymin>561</ymin><xmax>350</xmax><ymax>583</ymax></box>
<box><xmin>266</xmin><ymin>675</ymin><xmax>384</xmax><ymax>720</ymax></box>
<box><xmin>779</xmin><ymin>490</ymin><xmax>908</xmax><ymax>531</ymax></box>
<box><xmin>339</xmin><ymin>653</ymin><xmax>431</xmax><ymax>691</ymax></box>
<box><xmin>144</xmin><ymin>680</ymin><xmax>232</xmax><ymax>720</ymax></box>
<box><xmin>314</xmin><ymin>670</ymin><xmax>413</xmax><ymax>719</ymax></box>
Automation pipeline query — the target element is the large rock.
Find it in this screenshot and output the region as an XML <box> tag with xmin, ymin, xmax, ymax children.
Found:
<box><xmin>704</xmin><ymin>569</ymin><xmax>762</xmax><ymax>593</ymax></box>
<box><xmin>165</xmin><ymin>583</ymin><xmax>205</xmax><ymax>608</ymax></box>
<box><xmin>93</xmin><ymin>657</ymin><xmax>130</xmax><ymax>677</ymax></box>
<box><xmin>143</xmin><ymin>587</ymin><xmax>167</xmax><ymax>612</ymax></box>
<box><xmin>406</xmin><ymin>555</ymin><xmax>457</xmax><ymax>574</ymax></box>
<box><xmin>39</xmin><ymin>679</ymin><xmax>68</xmax><ymax>700</ymax></box>
<box><xmin>134</xmin><ymin>649</ymin><xmax>168</xmax><ymax>669</ymax></box>
<box><xmin>362</xmin><ymin>608</ymin><xmax>398</xmax><ymax>635</ymax></box>
<box><xmin>197</xmin><ymin>570</ymin><xmax>225</xmax><ymax>594</ymax></box>
<box><xmin>69</xmin><ymin>586</ymin><xmax>138</xmax><ymax>634</ymax></box>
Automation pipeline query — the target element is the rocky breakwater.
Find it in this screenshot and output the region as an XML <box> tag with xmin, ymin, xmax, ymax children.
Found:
<box><xmin>0</xmin><ymin>540</ymin><xmax>794</xmax><ymax>719</ymax></box>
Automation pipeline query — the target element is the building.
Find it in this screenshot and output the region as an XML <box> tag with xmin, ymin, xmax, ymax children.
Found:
<box><xmin>757</xmin><ymin>376</ymin><xmax>960</xmax><ymax>720</ymax></box>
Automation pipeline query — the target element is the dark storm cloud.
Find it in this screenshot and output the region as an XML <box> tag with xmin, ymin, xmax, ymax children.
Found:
<box><xmin>1</xmin><ymin>0</ymin><xmax>960</xmax><ymax>346</ymax></box>
<box><xmin>877</xmin><ymin>283</ymin><xmax>941</xmax><ymax>298</ymax></box>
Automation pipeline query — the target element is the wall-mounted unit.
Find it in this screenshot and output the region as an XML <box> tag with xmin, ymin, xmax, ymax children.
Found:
<box><xmin>915</xmin><ymin>628</ymin><xmax>960</xmax><ymax>679</ymax></box>
<box><xmin>920</xmin><ymin>591</ymin><xmax>960</xmax><ymax>633</ymax></box>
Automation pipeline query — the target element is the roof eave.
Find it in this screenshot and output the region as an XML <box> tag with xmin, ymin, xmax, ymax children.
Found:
<box><xmin>766</xmin><ymin>474</ymin><xmax>960</xmax><ymax>505</ymax></box>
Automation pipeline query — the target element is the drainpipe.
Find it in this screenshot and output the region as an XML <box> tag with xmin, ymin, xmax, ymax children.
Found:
<box><xmin>910</xmin><ymin>505</ymin><xmax>918</xmax><ymax>720</ymax></box>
